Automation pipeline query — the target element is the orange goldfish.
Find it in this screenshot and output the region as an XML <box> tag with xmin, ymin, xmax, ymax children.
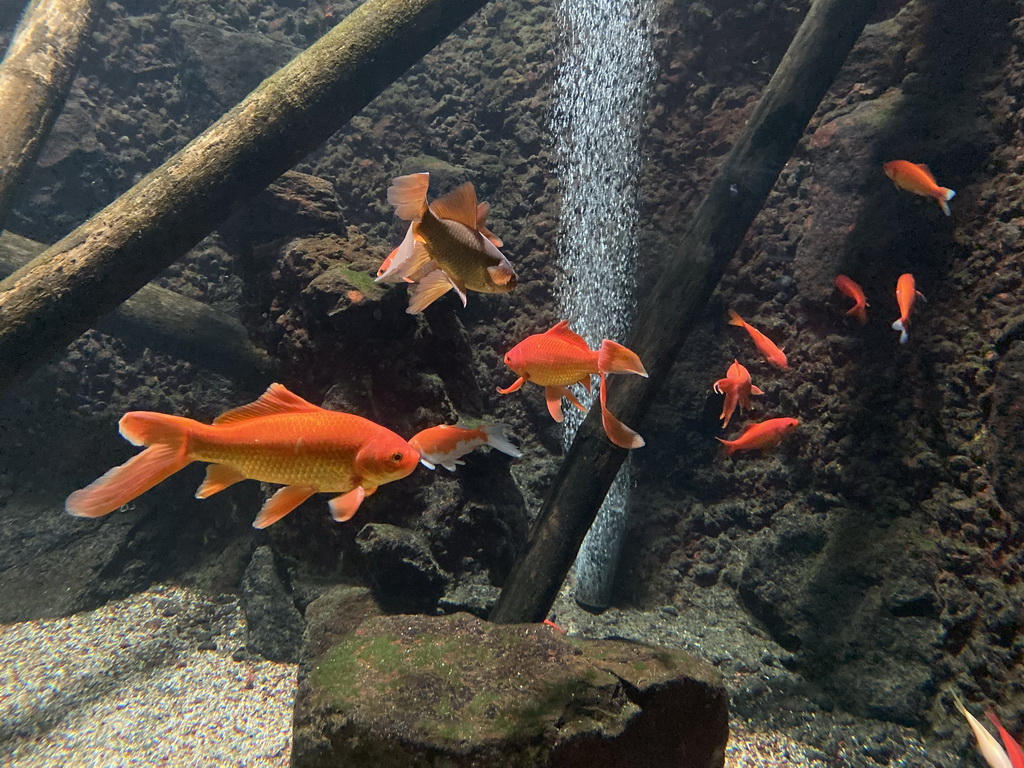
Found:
<box><xmin>892</xmin><ymin>272</ymin><xmax>924</xmax><ymax>344</ymax></box>
<box><xmin>65</xmin><ymin>384</ymin><xmax>420</xmax><ymax>528</ymax></box>
<box><xmin>375</xmin><ymin>173</ymin><xmax>516</xmax><ymax>313</ymax></box>
<box><xmin>408</xmin><ymin>423</ymin><xmax>522</xmax><ymax>471</ymax></box>
<box><xmin>712</xmin><ymin>360</ymin><xmax>763</xmax><ymax>429</ymax></box>
<box><xmin>883</xmin><ymin>160</ymin><xmax>956</xmax><ymax>216</ymax></box>
<box><xmin>497</xmin><ymin>321</ymin><xmax>648</xmax><ymax>450</ymax></box>
<box><xmin>728</xmin><ymin>310</ymin><xmax>788</xmax><ymax>369</ymax></box>
<box><xmin>717</xmin><ymin>417</ymin><xmax>798</xmax><ymax>456</ymax></box>
<box><xmin>834</xmin><ymin>274</ymin><xmax>868</xmax><ymax>324</ymax></box>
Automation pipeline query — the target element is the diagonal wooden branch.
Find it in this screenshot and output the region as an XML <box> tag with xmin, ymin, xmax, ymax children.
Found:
<box><xmin>491</xmin><ymin>0</ymin><xmax>881</xmax><ymax>624</ymax></box>
<box><xmin>0</xmin><ymin>0</ymin><xmax>489</xmax><ymax>395</ymax></box>
<box><xmin>0</xmin><ymin>0</ymin><xmax>103</xmax><ymax>232</ymax></box>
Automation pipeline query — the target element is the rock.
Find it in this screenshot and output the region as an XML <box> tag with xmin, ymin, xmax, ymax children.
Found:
<box><xmin>240</xmin><ymin>546</ymin><xmax>304</xmax><ymax>662</ymax></box>
<box><xmin>293</xmin><ymin>612</ymin><xmax>728</xmax><ymax>768</ymax></box>
<box><xmin>989</xmin><ymin>341</ymin><xmax>1024</xmax><ymax>516</ymax></box>
<box><xmin>355</xmin><ymin>524</ymin><xmax>449</xmax><ymax>614</ymax></box>
<box><xmin>302</xmin><ymin>585</ymin><xmax>383</xmax><ymax>664</ymax></box>
<box><xmin>229</xmin><ymin>171</ymin><xmax>346</xmax><ymax>246</ymax></box>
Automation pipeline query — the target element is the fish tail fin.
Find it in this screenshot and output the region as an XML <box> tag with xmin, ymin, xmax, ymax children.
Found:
<box><xmin>387</xmin><ymin>173</ymin><xmax>430</xmax><ymax>221</ymax></box>
<box><xmin>599</xmin><ymin>374</ymin><xmax>644</xmax><ymax>449</ymax></box>
<box><xmin>118</xmin><ymin>411</ymin><xmax>195</xmax><ymax>447</ymax></box>
<box><xmin>481</xmin><ymin>423</ymin><xmax>523</xmax><ymax>458</ymax></box>
<box><xmin>892</xmin><ymin>319</ymin><xmax>908</xmax><ymax>344</ymax></box>
<box><xmin>937</xmin><ymin>187</ymin><xmax>955</xmax><ymax>216</ymax></box>
<box><xmin>715</xmin><ymin>437</ymin><xmax>737</xmax><ymax>457</ymax></box>
<box><xmin>66</xmin><ymin>442</ymin><xmax>191</xmax><ymax>518</ymax></box>
<box><xmin>727</xmin><ymin>309</ymin><xmax>745</xmax><ymax>327</ymax></box>
<box><xmin>597</xmin><ymin>340</ymin><xmax>648</xmax><ymax>377</ymax></box>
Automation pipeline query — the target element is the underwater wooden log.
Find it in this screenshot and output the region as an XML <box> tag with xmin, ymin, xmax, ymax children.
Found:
<box><xmin>491</xmin><ymin>0</ymin><xmax>881</xmax><ymax>624</ymax></box>
<box><xmin>0</xmin><ymin>231</ymin><xmax>275</xmax><ymax>383</ymax></box>
<box><xmin>0</xmin><ymin>0</ymin><xmax>102</xmax><ymax>232</ymax></box>
<box><xmin>0</xmin><ymin>0</ymin><xmax>489</xmax><ymax>395</ymax></box>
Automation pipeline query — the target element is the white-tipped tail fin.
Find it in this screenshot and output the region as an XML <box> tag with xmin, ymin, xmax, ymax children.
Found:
<box><xmin>481</xmin><ymin>423</ymin><xmax>523</xmax><ymax>458</ymax></box>
<box><xmin>892</xmin><ymin>319</ymin><xmax>908</xmax><ymax>344</ymax></box>
<box><xmin>387</xmin><ymin>173</ymin><xmax>430</xmax><ymax>221</ymax></box>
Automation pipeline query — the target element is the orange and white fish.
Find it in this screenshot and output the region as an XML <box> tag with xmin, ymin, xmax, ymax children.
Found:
<box><xmin>883</xmin><ymin>160</ymin><xmax>956</xmax><ymax>216</ymax></box>
<box><xmin>497</xmin><ymin>321</ymin><xmax>648</xmax><ymax>449</ymax></box>
<box><xmin>716</xmin><ymin>417</ymin><xmax>798</xmax><ymax>456</ymax></box>
<box><xmin>892</xmin><ymin>272</ymin><xmax>924</xmax><ymax>344</ymax></box>
<box><xmin>65</xmin><ymin>384</ymin><xmax>420</xmax><ymax>528</ymax></box>
<box><xmin>834</xmin><ymin>274</ymin><xmax>869</xmax><ymax>324</ymax></box>
<box><xmin>954</xmin><ymin>695</ymin><xmax>1015</xmax><ymax>768</ymax></box>
<box><xmin>376</xmin><ymin>173</ymin><xmax>516</xmax><ymax>313</ymax></box>
<box><xmin>712</xmin><ymin>360</ymin><xmax>763</xmax><ymax>429</ymax></box>
<box><xmin>987</xmin><ymin>710</ymin><xmax>1024</xmax><ymax>768</ymax></box>
<box><xmin>728</xmin><ymin>310</ymin><xmax>788</xmax><ymax>369</ymax></box>
<box><xmin>408</xmin><ymin>423</ymin><xmax>522</xmax><ymax>471</ymax></box>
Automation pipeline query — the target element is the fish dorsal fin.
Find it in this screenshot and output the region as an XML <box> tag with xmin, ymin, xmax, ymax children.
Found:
<box><xmin>913</xmin><ymin>163</ymin><xmax>936</xmax><ymax>181</ymax></box>
<box><xmin>545</xmin><ymin>320</ymin><xmax>590</xmax><ymax>349</ymax></box>
<box><xmin>429</xmin><ymin>182</ymin><xmax>479</xmax><ymax>230</ymax></box>
<box><xmin>214</xmin><ymin>383</ymin><xmax>320</xmax><ymax>424</ymax></box>
<box><xmin>477</xmin><ymin>202</ymin><xmax>503</xmax><ymax>247</ymax></box>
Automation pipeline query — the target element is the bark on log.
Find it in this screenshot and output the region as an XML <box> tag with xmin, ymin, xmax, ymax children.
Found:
<box><xmin>0</xmin><ymin>0</ymin><xmax>489</xmax><ymax>395</ymax></box>
<box><xmin>0</xmin><ymin>231</ymin><xmax>275</xmax><ymax>383</ymax></box>
<box><xmin>0</xmin><ymin>0</ymin><xmax>103</xmax><ymax>232</ymax></box>
<box><xmin>491</xmin><ymin>0</ymin><xmax>881</xmax><ymax>624</ymax></box>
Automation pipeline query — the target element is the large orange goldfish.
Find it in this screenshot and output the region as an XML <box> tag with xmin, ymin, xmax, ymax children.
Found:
<box><xmin>409</xmin><ymin>422</ymin><xmax>521</xmax><ymax>471</ymax></box>
<box><xmin>497</xmin><ymin>321</ymin><xmax>648</xmax><ymax>450</ymax></box>
<box><xmin>834</xmin><ymin>275</ymin><xmax>869</xmax><ymax>324</ymax></box>
<box><xmin>713</xmin><ymin>360</ymin><xmax>763</xmax><ymax>429</ymax></box>
<box><xmin>883</xmin><ymin>160</ymin><xmax>956</xmax><ymax>216</ymax></box>
<box><xmin>892</xmin><ymin>272</ymin><xmax>924</xmax><ymax>344</ymax></box>
<box><xmin>716</xmin><ymin>417</ymin><xmax>798</xmax><ymax>456</ymax></box>
<box><xmin>65</xmin><ymin>384</ymin><xmax>420</xmax><ymax>528</ymax></box>
<box><xmin>375</xmin><ymin>173</ymin><xmax>517</xmax><ymax>313</ymax></box>
<box><xmin>728</xmin><ymin>310</ymin><xmax>788</xmax><ymax>369</ymax></box>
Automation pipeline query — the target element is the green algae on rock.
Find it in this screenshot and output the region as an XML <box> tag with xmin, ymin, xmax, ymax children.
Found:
<box><xmin>293</xmin><ymin>612</ymin><xmax>728</xmax><ymax>767</ymax></box>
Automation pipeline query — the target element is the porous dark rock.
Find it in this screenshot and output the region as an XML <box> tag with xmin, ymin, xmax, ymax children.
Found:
<box><xmin>301</xmin><ymin>584</ymin><xmax>384</xmax><ymax>663</ymax></box>
<box><xmin>293</xmin><ymin>612</ymin><xmax>729</xmax><ymax>768</ymax></box>
<box><xmin>355</xmin><ymin>523</ymin><xmax>449</xmax><ymax>614</ymax></box>
<box><xmin>240</xmin><ymin>545</ymin><xmax>304</xmax><ymax>662</ymax></box>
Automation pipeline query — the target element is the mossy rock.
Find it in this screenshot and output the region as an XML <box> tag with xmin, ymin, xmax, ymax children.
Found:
<box><xmin>293</xmin><ymin>612</ymin><xmax>728</xmax><ymax>767</ymax></box>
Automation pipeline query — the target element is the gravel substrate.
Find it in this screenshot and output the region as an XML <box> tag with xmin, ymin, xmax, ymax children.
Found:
<box><xmin>0</xmin><ymin>585</ymin><xmax>296</xmax><ymax>767</ymax></box>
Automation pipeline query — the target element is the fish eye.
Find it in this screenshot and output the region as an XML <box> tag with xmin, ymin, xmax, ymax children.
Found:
<box><xmin>391</xmin><ymin>452</ymin><xmax>404</xmax><ymax>463</ymax></box>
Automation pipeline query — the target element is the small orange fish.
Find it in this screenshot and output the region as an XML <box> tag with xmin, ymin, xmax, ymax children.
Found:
<box><xmin>728</xmin><ymin>310</ymin><xmax>788</xmax><ymax>369</ymax></box>
<box><xmin>716</xmin><ymin>417</ymin><xmax>798</xmax><ymax>456</ymax></box>
<box><xmin>892</xmin><ymin>272</ymin><xmax>924</xmax><ymax>344</ymax></box>
<box><xmin>834</xmin><ymin>274</ymin><xmax>869</xmax><ymax>324</ymax></box>
<box><xmin>65</xmin><ymin>384</ymin><xmax>420</xmax><ymax>528</ymax></box>
<box><xmin>376</xmin><ymin>173</ymin><xmax>516</xmax><ymax>313</ymax></box>
<box><xmin>408</xmin><ymin>423</ymin><xmax>522</xmax><ymax>471</ymax></box>
<box><xmin>883</xmin><ymin>160</ymin><xmax>956</xmax><ymax>216</ymax></box>
<box><xmin>712</xmin><ymin>360</ymin><xmax>764</xmax><ymax>429</ymax></box>
<box><xmin>497</xmin><ymin>321</ymin><xmax>648</xmax><ymax>449</ymax></box>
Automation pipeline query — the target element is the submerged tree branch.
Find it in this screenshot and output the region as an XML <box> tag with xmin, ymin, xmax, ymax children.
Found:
<box><xmin>0</xmin><ymin>0</ymin><xmax>489</xmax><ymax>395</ymax></box>
<box><xmin>491</xmin><ymin>0</ymin><xmax>881</xmax><ymax>624</ymax></box>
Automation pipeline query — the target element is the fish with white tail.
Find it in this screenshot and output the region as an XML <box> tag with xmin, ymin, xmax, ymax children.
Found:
<box><xmin>409</xmin><ymin>423</ymin><xmax>522</xmax><ymax>471</ymax></box>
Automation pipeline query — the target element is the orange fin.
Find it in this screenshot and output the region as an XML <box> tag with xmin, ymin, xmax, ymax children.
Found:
<box><xmin>487</xmin><ymin>262</ymin><xmax>515</xmax><ymax>286</ymax></box>
<box><xmin>214</xmin><ymin>383</ymin><xmax>319</xmax><ymax>425</ymax></box>
<box><xmin>544</xmin><ymin>386</ymin><xmax>586</xmax><ymax>422</ymax></box>
<box><xmin>598</xmin><ymin>340</ymin><xmax>648</xmax><ymax>377</ymax></box>
<box><xmin>713</xmin><ymin>378</ymin><xmax>731</xmax><ymax>395</ymax></box>
<box><xmin>751</xmin><ymin>385</ymin><xmax>765</xmax><ymax>396</ymax></box>
<box><xmin>66</xmin><ymin>443</ymin><xmax>191</xmax><ymax>518</ymax></box>
<box><xmin>497</xmin><ymin>377</ymin><xmax>525</xmax><ymax>395</ymax></box>
<box><xmin>119</xmin><ymin>411</ymin><xmax>195</xmax><ymax>447</ymax></box>
<box><xmin>387</xmin><ymin>173</ymin><xmax>430</xmax><ymax>221</ymax></box>
<box><xmin>195</xmin><ymin>464</ymin><xmax>246</xmax><ymax>499</ymax></box>
<box><xmin>406</xmin><ymin>269</ymin><xmax>465</xmax><ymax>314</ymax></box>
<box><xmin>252</xmin><ymin>485</ymin><xmax>316</xmax><ymax>529</ymax></box>
<box><xmin>477</xmin><ymin>202</ymin><xmax>503</xmax><ymax>246</ymax></box>
<box><xmin>913</xmin><ymin>162</ymin><xmax>936</xmax><ymax>181</ymax></box>
<box><xmin>328</xmin><ymin>486</ymin><xmax>370</xmax><ymax>523</ymax></box>
<box><xmin>544</xmin><ymin>320</ymin><xmax>590</xmax><ymax>349</ymax></box>
<box><xmin>599</xmin><ymin>373</ymin><xmax>644</xmax><ymax>449</ymax></box>
<box><xmin>377</xmin><ymin>223</ymin><xmax>433</xmax><ymax>284</ymax></box>
<box><xmin>429</xmin><ymin>182</ymin><xmax>479</xmax><ymax>229</ymax></box>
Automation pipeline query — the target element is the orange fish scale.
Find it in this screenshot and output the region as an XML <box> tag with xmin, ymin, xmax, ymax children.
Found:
<box><xmin>520</xmin><ymin>339</ymin><xmax>598</xmax><ymax>387</ymax></box>
<box><xmin>189</xmin><ymin>412</ymin><xmax>373</xmax><ymax>492</ymax></box>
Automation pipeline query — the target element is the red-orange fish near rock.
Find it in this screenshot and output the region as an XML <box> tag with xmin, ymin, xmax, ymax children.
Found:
<box><xmin>712</xmin><ymin>360</ymin><xmax>763</xmax><ymax>429</ymax></box>
<box><xmin>65</xmin><ymin>384</ymin><xmax>420</xmax><ymax>528</ymax></box>
<box><xmin>892</xmin><ymin>272</ymin><xmax>924</xmax><ymax>344</ymax></box>
<box><xmin>376</xmin><ymin>173</ymin><xmax>516</xmax><ymax>313</ymax></box>
<box><xmin>717</xmin><ymin>417</ymin><xmax>799</xmax><ymax>457</ymax></box>
<box><xmin>497</xmin><ymin>321</ymin><xmax>648</xmax><ymax>449</ymax></box>
<box><xmin>728</xmin><ymin>310</ymin><xmax>788</xmax><ymax>369</ymax></box>
<box><xmin>883</xmin><ymin>160</ymin><xmax>956</xmax><ymax>216</ymax></box>
<box><xmin>834</xmin><ymin>274</ymin><xmax>869</xmax><ymax>324</ymax></box>
<box><xmin>408</xmin><ymin>423</ymin><xmax>521</xmax><ymax>472</ymax></box>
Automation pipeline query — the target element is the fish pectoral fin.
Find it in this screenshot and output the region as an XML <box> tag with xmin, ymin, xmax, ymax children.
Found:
<box><xmin>252</xmin><ymin>485</ymin><xmax>316</xmax><ymax>529</ymax></box>
<box><xmin>496</xmin><ymin>377</ymin><xmax>526</xmax><ymax>395</ymax></box>
<box><xmin>713</xmin><ymin>378</ymin><xmax>729</xmax><ymax>395</ymax></box>
<box><xmin>751</xmin><ymin>385</ymin><xmax>765</xmax><ymax>396</ymax></box>
<box><xmin>195</xmin><ymin>464</ymin><xmax>246</xmax><ymax>499</ymax></box>
<box><xmin>419</xmin><ymin>458</ymin><xmax>437</xmax><ymax>470</ymax></box>
<box><xmin>486</xmin><ymin>263</ymin><xmax>515</xmax><ymax>286</ymax></box>
<box><xmin>429</xmin><ymin>182</ymin><xmax>479</xmax><ymax>229</ymax></box>
<box><xmin>406</xmin><ymin>269</ymin><xmax>457</xmax><ymax>314</ymax></box>
<box><xmin>328</xmin><ymin>487</ymin><xmax>368</xmax><ymax>523</ymax></box>
<box><xmin>441</xmin><ymin>462</ymin><xmax>459</xmax><ymax>472</ymax></box>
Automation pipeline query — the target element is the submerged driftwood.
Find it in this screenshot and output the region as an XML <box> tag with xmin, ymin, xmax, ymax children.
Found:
<box><xmin>0</xmin><ymin>0</ymin><xmax>102</xmax><ymax>231</ymax></box>
<box><xmin>491</xmin><ymin>0</ymin><xmax>881</xmax><ymax>624</ymax></box>
<box><xmin>0</xmin><ymin>231</ymin><xmax>274</xmax><ymax>382</ymax></box>
<box><xmin>0</xmin><ymin>0</ymin><xmax>489</xmax><ymax>395</ymax></box>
